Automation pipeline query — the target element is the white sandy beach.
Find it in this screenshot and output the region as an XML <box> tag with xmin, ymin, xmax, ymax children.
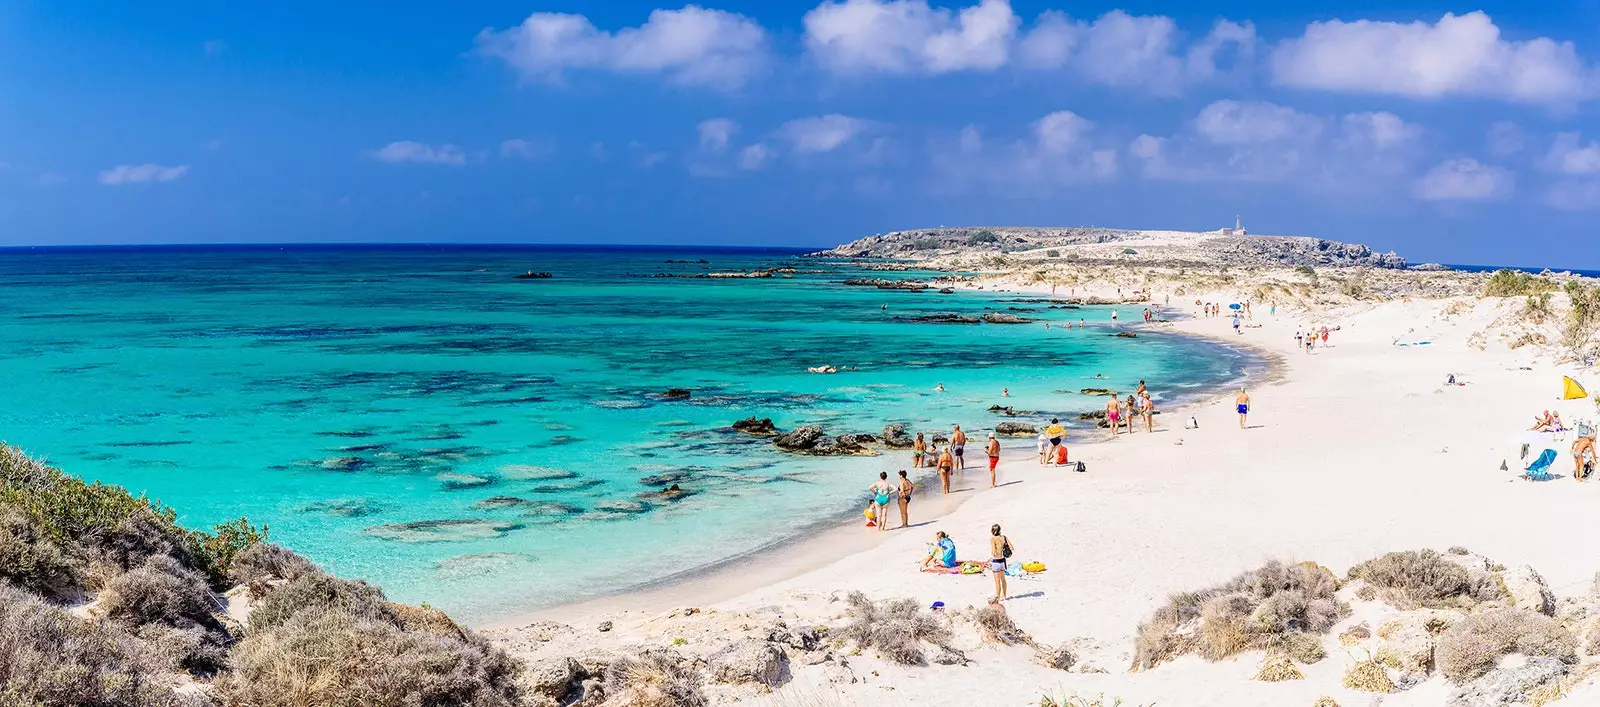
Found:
<box><xmin>490</xmin><ymin>286</ymin><xmax>1600</xmax><ymax>706</ymax></box>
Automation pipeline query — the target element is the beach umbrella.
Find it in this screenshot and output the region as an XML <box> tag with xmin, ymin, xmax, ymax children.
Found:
<box><xmin>1228</xmin><ymin>303</ymin><xmax>1242</xmax><ymax>310</ymax></box>
<box><xmin>1563</xmin><ymin>376</ymin><xmax>1588</xmax><ymax>400</ymax></box>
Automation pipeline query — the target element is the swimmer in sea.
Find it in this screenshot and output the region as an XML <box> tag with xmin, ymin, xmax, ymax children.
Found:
<box><xmin>935</xmin><ymin>382</ymin><xmax>945</xmax><ymax>392</ymax></box>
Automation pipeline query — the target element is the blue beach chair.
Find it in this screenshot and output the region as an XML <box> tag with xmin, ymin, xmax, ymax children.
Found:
<box><xmin>1524</xmin><ymin>449</ymin><xmax>1558</xmax><ymax>481</ymax></box>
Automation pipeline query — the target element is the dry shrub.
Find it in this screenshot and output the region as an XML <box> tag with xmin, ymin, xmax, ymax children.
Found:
<box><xmin>100</xmin><ymin>555</ymin><xmax>230</xmax><ymax>674</ymax></box>
<box><xmin>603</xmin><ymin>650</ymin><xmax>704</xmax><ymax>707</ymax></box>
<box><xmin>214</xmin><ymin>571</ymin><xmax>521</xmax><ymax>706</ymax></box>
<box><xmin>1343</xmin><ymin>658</ymin><xmax>1395</xmax><ymax>692</ymax></box>
<box><xmin>0</xmin><ymin>503</ymin><xmax>80</xmax><ymax>598</ymax></box>
<box><xmin>88</xmin><ymin>511</ymin><xmax>197</xmax><ymax>578</ymax></box>
<box><xmin>1437</xmin><ymin>609</ymin><xmax>1577</xmax><ymax>682</ymax></box>
<box><xmin>840</xmin><ymin>591</ymin><xmax>952</xmax><ymax>666</ymax></box>
<box><xmin>0</xmin><ymin>581</ymin><xmax>181</xmax><ymax>706</ymax></box>
<box><xmin>1348</xmin><ymin>550</ymin><xmax>1501</xmax><ymax>610</ymax></box>
<box><xmin>1339</xmin><ymin>625</ymin><xmax>1371</xmax><ymax>646</ymax></box>
<box><xmin>1254</xmin><ymin>651</ymin><xmax>1303</xmax><ymax>681</ymax></box>
<box><xmin>1311</xmin><ymin>698</ymin><xmax>1339</xmax><ymax>707</ymax></box>
<box><xmin>1279</xmin><ymin>632</ymin><xmax>1326</xmax><ymax>663</ymax></box>
<box><xmin>971</xmin><ymin>605</ymin><xmax>1033</xmax><ymax>646</ymax></box>
<box><xmin>228</xmin><ymin>542</ymin><xmax>316</xmax><ymax>597</ymax></box>
<box><xmin>1132</xmin><ymin>560</ymin><xmax>1348</xmax><ymax>670</ymax></box>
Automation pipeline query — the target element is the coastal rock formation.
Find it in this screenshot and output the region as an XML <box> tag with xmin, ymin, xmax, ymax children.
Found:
<box><xmin>982</xmin><ymin>312</ymin><xmax>1033</xmax><ymax>324</ymax></box>
<box><xmin>662</xmin><ymin>388</ymin><xmax>692</xmax><ymax>399</ymax></box>
<box><xmin>514</xmin><ymin>271</ymin><xmax>553</xmax><ymax>279</ymax></box>
<box><xmin>732</xmin><ymin>417</ymin><xmax>779</xmax><ymax>435</ymax></box>
<box><xmin>709</xmin><ymin>638</ymin><xmax>788</xmax><ymax>686</ymax></box>
<box><xmin>881</xmin><ymin>424</ymin><xmax>915</xmax><ymax>448</ymax></box>
<box><xmin>993</xmin><ymin>421</ymin><xmax>1036</xmax><ymax>436</ymax></box>
<box><xmin>1080</xmin><ymin>388</ymin><xmax>1116</xmax><ymax>396</ymax></box>
<box><xmin>900</xmin><ymin>313</ymin><xmax>981</xmax><ymax>324</ymax></box>
<box><xmin>842</xmin><ymin>278</ymin><xmax>928</xmax><ymax>291</ymax></box>
<box><xmin>773</xmin><ymin>426</ymin><xmax>873</xmax><ymax>456</ymax></box>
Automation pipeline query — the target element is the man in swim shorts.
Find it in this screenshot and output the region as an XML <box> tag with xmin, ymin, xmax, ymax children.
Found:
<box><xmin>986</xmin><ymin>432</ymin><xmax>1001</xmax><ymax>488</ymax></box>
<box><xmin>1043</xmin><ymin>418</ymin><xmax>1065</xmax><ymax>461</ymax></box>
<box><xmin>950</xmin><ymin>424</ymin><xmax>967</xmax><ymax>471</ymax></box>
<box><xmin>1105</xmin><ymin>395</ymin><xmax>1121</xmax><ymax>437</ymax></box>
<box><xmin>1236</xmin><ymin>388</ymin><xmax>1251</xmax><ymax>429</ymax></box>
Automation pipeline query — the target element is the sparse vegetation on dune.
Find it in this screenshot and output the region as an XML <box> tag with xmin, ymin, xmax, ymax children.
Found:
<box><xmin>1347</xmin><ymin>549</ymin><xmax>1503</xmax><ymax>610</ymax></box>
<box><xmin>839</xmin><ymin>590</ymin><xmax>953</xmax><ymax>666</ymax></box>
<box><xmin>1132</xmin><ymin>560</ymin><xmax>1348</xmax><ymax>670</ymax></box>
<box><xmin>1436</xmin><ymin>609</ymin><xmax>1577</xmax><ymax>681</ymax></box>
<box><xmin>603</xmin><ymin>650</ymin><xmax>706</xmax><ymax>707</ymax></box>
<box><xmin>0</xmin><ymin>444</ymin><xmax>521</xmax><ymax>706</ymax></box>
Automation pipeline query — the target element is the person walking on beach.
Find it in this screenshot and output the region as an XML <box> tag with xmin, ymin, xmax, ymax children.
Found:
<box><xmin>1232</xmin><ymin>313</ymin><xmax>1241</xmax><ymax>334</ymax></box>
<box><xmin>1139</xmin><ymin>392</ymin><xmax>1156</xmax><ymax>432</ymax></box>
<box><xmin>1236</xmin><ymin>388</ymin><xmax>1251</xmax><ymax>429</ymax></box>
<box><xmin>1105</xmin><ymin>396</ymin><xmax>1121</xmax><ymax>437</ymax></box>
<box><xmin>951</xmin><ymin>424</ymin><xmax>967</xmax><ymax>472</ymax></box>
<box><xmin>870</xmin><ymin>472</ymin><xmax>895</xmax><ymax>533</ymax></box>
<box><xmin>990</xmin><ymin>524</ymin><xmax>1014</xmax><ymax>601</ymax></box>
<box><xmin>986</xmin><ymin>432</ymin><xmax>1001</xmax><ymax>488</ymax></box>
<box><xmin>912</xmin><ymin>432</ymin><xmax>926</xmax><ymax>469</ymax></box>
<box><xmin>936</xmin><ymin>445</ymin><xmax>954</xmax><ymax>494</ymax></box>
<box><xmin>1294</xmin><ymin>330</ymin><xmax>1303</xmax><ymax>350</ymax></box>
<box><xmin>897</xmin><ymin>470</ymin><xmax>915</xmax><ymax>528</ymax></box>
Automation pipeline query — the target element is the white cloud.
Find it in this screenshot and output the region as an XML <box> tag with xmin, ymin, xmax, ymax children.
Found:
<box><xmin>1018</xmin><ymin>11</ymin><xmax>1254</xmax><ymax>94</ymax></box>
<box><xmin>1194</xmin><ymin>100</ymin><xmax>1322</xmax><ymax>145</ymax></box>
<box><xmin>1414</xmin><ymin>158</ymin><xmax>1513</xmax><ymax>201</ymax></box>
<box><xmin>367</xmin><ymin>141</ymin><xmax>467</xmax><ymax>165</ymax></box>
<box><xmin>1131</xmin><ymin>101</ymin><xmax>1422</xmax><ymax>185</ymax></box>
<box><xmin>476</xmin><ymin>6</ymin><xmax>768</xmax><ymax>89</ymax></box>
<box><xmin>932</xmin><ymin>110</ymin><xmax>1116</xmax><ymax>195</ymax></box>
<box><xmin>1545</xmin><ymin>132</ymin><xmax>1600</xmax><ymax>175</ymax></box>
<box><xmin>1271</xmin><ymin>12</ymin><xmax>1594</xmax><ymax>104</ymax></box>
<box><xmin>803</xmin><ymin>0</ymin><xmax>1018</xmax><ymax>75</ymax></box>
<box><xmin>1487</xmin><ymin>121</ymin><xmax>1525</xmax><ymax>157</ymax></box>
<box><xmin>739</xmin><ymin>143</ymin><xmax>771</xmax><ymax>170</ymax></box>
<box><xmin>698</xmin><ymin>118</ymin><xmax>739</xmax><ymax>151</ymax></box>
<box><xmin>1546</xmin><ymin>180</ymin><xmax>1600</xmax><ymax>210</ymax></box>
<box><xmin>500</xmin><ymin>138</ymin><xmax>553</xmax><ymax>160</ymax></box>
<box><xmin>98</xmin><ymin>163</ymin><xmax>190</xmax><ymax>185</ymax></box>
<box><xmin>778</xmin><ymin>114</ymin><xmax>870</xmax><ymax>153</ymax></box>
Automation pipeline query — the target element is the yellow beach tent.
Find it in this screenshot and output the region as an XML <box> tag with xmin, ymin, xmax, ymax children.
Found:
<box><xmin>1563</xmin><ymin>376</ymin><xmax>1588</xmax><ymax>400</ymax></box>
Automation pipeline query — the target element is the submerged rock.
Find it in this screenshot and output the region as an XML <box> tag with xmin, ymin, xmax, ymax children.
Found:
<box><xmin>662</xmin><ymin>388</ymin><xmax>692</xmax><ymax>399</ymax></box>
<box><xmin>299</xmin><ymin>498</ymin><xmax>383</xmax><ymax>517</ymax></box>
<box><xmin>320</xmin><ymin>456</ymin><xmax>371</xmax><ymax>472</ymax></box>
<box><xmin>1112</xmin><ymin>331</ymin><xmax>1138</xmax><ymax>338</ymax></box>
<box><xmin>529</xmin><ymin>478</ymin><xmax>605</xmax><ymax>493</ymax></box>
<box><xmin>899</xmin><ymin>313</ymin><xmax>980</xmax><ymax>324</ymax></box>
<box><xmin>472</xmin><ymin>496</ymin><xmax>532</xmax><ymax>510</ymax></box>
<box><xmin>639</xmin><ymin>470</ymin><xmax>696</xmax><ymax>486</ymax></box>
<box><xmin>638</xmin><ymin>484</ymin><xmax>699</xmax><ymax>503</ymax></box>
<box><xmin>982</xmin><ymin>312</ymin><xmax>1033</xmax><ymax>324</ymax></box>
<box><xmin>732</xmin><ymin>417</ymin><xmax>779</xmax><ymax>435</ymax></box>
<box><xmin>499</xmin><ymin>465</ymin><xmax>578</xmax><ymax>481</ymax></box>
<box><xmin>434</xmin><ymin>552</ymin><xmax>537</xmax><ymax>577</ymax></box>
<box><xmin>523</xmin><ymin>501</ymin><xmax>583</xmax><ymax>518</ymax></box>
<box><xmin>592</xmin><ymin>500</ymin><xmax>652</xmax><ymax>515</ymax></box>
<box><xmin>436</xmin><ymin>472</ymin><xmax>494</xmax><ymax>490</ymax></box>
<box><xmin>365</xmin><ymin>519</ymin><xmax>524</xmax><ymax>543</ymax></box>
<box><xmin>1080</xmin><ymin>388</ymin><xmax>1117</xmax><ymax>396</ymax></box>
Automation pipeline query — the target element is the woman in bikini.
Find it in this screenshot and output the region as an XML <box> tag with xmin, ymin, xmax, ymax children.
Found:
<box><xmin>1123</xmin><ymin>395</ymin><xmax>1138</xmax><ymax>434</ymax></box>
<box><xmin>989</xmin><ymin>524</ymin><xmax>1014</xmax><ymax>601</ymax></box>
<box><xmin>897</xmin><ymin>470</ymin><xmax>915</xmax><ymax>528</ymax></box>
<box><xmin>912</xmin><ymin>432</ymin><xmax>926</xmax><ymax>468</ymax></box>
<box><xmin>936</xmin><ymin>445</ymin><xmax>954</xmax><ymax>494</ymax></box>
<box><xmin>869</xmin><ymin>472</ymin><xmax>895</xmax><ymax>533</ymax></box>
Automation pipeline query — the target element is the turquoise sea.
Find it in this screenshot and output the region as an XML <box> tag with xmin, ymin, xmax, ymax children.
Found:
<box><xmin>0</xmin><ymin>245</ymin><xmax>1255</xmax><ymax>621</ymax></box>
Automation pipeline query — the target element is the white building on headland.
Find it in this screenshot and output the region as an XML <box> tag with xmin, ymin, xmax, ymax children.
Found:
<box><xmin>1215</xmin><ymin>215</ymin><xmax>1247</xmax><ymax>236</ymax></box>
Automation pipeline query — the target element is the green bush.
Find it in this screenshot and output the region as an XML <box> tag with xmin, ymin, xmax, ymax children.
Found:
<box><xmin>0</xmin><ymin>444</ymin><xmax>265</xmax><ymax>588</ymax></box>
<box><xmin>0</xmin><ymin>503</ymin><xmax>80</xmax><ymax>598</ymax></box>
<box><xmin>1294</xmin><ymin>265</ymin><xmax>1315</xmax><ymax>276</ymax></box>
<box><xmin>1484</xmin><ymin>269</ymin><xmax>1556</xmax><ymax>297</ymax></box>
<box><xmin>1563</xmin><ymin>280</ymin><xmax>1599</xmax><ymax>349</ymax></box>
<box><xmin>967</xmin><ymin>230</ymin><xmax>999</xmax><ymax>245</ymax></box>
<box><xmin>909</xmin><ymin>238</ymin><xmax>941</xmax><ymax>250</ymax></box>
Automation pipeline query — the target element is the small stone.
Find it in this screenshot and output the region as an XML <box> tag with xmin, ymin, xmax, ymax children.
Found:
<box><xmin>931</xmin><ymin>646</ymin><xmax>968</xmax><ymax>666</ymax></box>
<box><xmin>597</xmin><ymin>620</ymin><xmax>613</xmax><ymax>632</ymax></box>
<box><xmin>1039</xmin><ymin>645</ymin><xmax>1076</xmax><ymax>671</ymax></box>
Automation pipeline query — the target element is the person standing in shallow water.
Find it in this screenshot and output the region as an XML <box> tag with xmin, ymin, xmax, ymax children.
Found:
<box><xmin>950</xmin><ymin>424</ymin><xmax>967</xmax><ymax>472</ymax></box>
<box><xmin>896</xmin><ymin>470</ymin><xmax>915</xmax><ymax>529</ymax></box>
<box><xmin>869</xmin><ymin>472</ymin><xmax>895</xmax><ymax>533</ymax></box>
<box><xmin>990</xmin><ymin>524</ymin><xmax>1014</xmax><ymax>601</ymax></box>
<box><xmin>1236</xmin><ymin>388</ymin><xmax>1251</xmax><ymax>429</ymax></box>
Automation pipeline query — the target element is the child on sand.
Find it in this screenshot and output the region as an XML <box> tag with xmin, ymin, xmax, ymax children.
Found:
<box><xmin>1036</xmin><ymin>430</ymin><xmax>1048</xmax><ymax>465</ymax></box>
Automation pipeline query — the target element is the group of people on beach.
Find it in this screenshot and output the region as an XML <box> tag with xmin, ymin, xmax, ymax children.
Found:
<box><xmin>907</xmin><ymin>424</ymin><xmax>1004</xmax><ymax>497</ymax></box>
<box><xmin>1294</xmin><ymin>326</ymin><xmax>1332</xmax><ymax>353</ymax></box>
<box><xmin>914</xmin><ymin>525</ymin><xmax>1017</xmax><ymax>601</ymax></box>
<box><xmin>1095</xmin><ymin>379</ymin><xmax>1158</xmax><ymax>437</ymax></box>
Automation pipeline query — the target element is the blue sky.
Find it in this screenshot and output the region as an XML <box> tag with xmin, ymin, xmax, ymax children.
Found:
<box><xmin>3</xmin><ymin>1</ymin><xmax>1600</xmax><ymax>266</ymax></box>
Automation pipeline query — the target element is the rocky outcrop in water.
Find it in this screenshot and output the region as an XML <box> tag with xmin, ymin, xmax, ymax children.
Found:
<box><xmin>900</xmin><ymin>313</ymin><xmax>980</xmax><ymax>324</ymax></box>
<box><xmin>773</xmin><ymin>425</ymin><xmax>875</xmax><ymax>456</ymax></box>
<box><xmin>662</xmin><ymin>388</ymin><xmax>692</xmax><ymax>399</ymax></box>
<box><xmin>842</xmin><ymin>278</ymin><xmax>929</xmax><ymax>291</ymax></box>
<box><xmin>881</xmin><ymin>424</ymin><xmax>915</xmax><ymax>448</ymax></box>
<box><xmin>994</xmin><ymin>421</ymin><xmax>1036</xmax><ymax>436</ymax></box>
<box><xmin>514</xmin><ymin>271</ymin><xmax>553</xmax><ymax>279</ymax></box>
<box><xmin>732</xmin><ymin>417</ymin><xmax>779</xmax><ymax>435</ymax></box>
<box><xmin>982</xmin><ymin>312</ymin><xmax>1033</xmax><ymax>324</ymax></box>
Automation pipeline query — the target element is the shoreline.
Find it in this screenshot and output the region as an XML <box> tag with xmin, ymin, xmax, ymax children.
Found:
<box><xmin>485</xmin><ymin>295</ymin><xmax>1282</xmax><ymax>630</ymax></box>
